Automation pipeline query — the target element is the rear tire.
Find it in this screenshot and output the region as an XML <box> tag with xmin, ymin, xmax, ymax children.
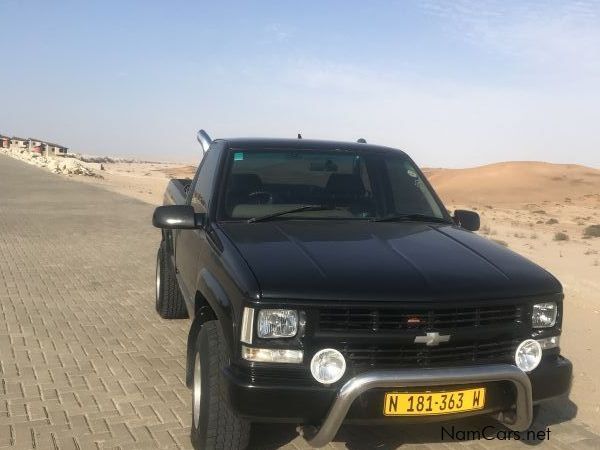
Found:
<box><xmin>191</xmin><ymin>321</ymin><xmax>250</xmax><ymax>450</ymax></box>
<box><xmin>155</xmin><ymin>242</ymin><xmax>188</xmax><ymax>319</ymax></box>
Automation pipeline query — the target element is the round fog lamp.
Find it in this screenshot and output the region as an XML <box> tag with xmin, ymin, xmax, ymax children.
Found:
<box><xmin>310</xmin><ymin>348</ymin><xmax>346</xmax><ymax>384</ymax></box>
<box><xmin>515</xmin><ymin>339</ymin><xmax>542</xmax><ymax>372</ymax></box>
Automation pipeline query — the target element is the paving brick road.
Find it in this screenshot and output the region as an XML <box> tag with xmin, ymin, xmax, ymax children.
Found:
<box><xmin>1</xmin><ymin>154</ymin><xmax>599</xmax><ymax>449</ymax></box>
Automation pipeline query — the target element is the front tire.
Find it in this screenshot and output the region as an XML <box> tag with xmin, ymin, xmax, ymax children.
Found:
<box><xmin>191</xmin><ymin>321</ymin><xmax>250</xmax><ymax>450</ymax></box>
<box><xmin>155</xmin><ymin>242</ymin><xmax>188</xmax><ymax>319</ymax></box>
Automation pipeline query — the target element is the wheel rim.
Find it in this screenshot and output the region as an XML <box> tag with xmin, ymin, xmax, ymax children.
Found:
<box><xmin>155</xmin><ymin>251</ymin><xmax>161</xmax><ymax>305</ymax></box>
<box><xmin>193</xmin><ymin>353</ymin><xmax>202</xmax><ymax>427</ymax></box>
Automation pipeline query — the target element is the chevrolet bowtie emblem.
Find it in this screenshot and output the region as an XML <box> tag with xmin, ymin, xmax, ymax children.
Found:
<box><xmin>414</xmin><ymin>332</ymin><xmax>451</xmax><ymax>346</ymax></box>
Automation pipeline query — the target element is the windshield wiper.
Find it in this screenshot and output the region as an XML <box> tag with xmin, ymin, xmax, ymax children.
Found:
<box><xmin>371</xmin><ymin>213</ymin><xmax>451</xmax><ymax>223</ymax></box>
<box><xmin>247</xmin><ymin>205</ymin><xmax>334</xmax><ymax>223</ymax></box>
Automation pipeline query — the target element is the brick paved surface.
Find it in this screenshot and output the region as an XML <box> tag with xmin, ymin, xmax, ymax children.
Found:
<box><xmin>1</xmin><ymin>154</ymin><xmax>599</xmax><ymax>449</ymax></box>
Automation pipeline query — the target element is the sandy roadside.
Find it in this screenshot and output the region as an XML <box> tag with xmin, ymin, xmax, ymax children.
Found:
<box><xmin>72</xmin><ymin>161</ymin><xmax>194</xmax><ymax>205</ymax></box>
<box><xmin>67</xmin><ymin>160</ymin><xmax>600</xmax><ymax>432</ymax></box>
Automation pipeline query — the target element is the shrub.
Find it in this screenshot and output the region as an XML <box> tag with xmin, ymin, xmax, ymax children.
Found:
<box><xmin>492</xmin><ymin>239</ymin><xmax>509</xmax><ymax>247</ymax></box>
<box><xmin>546</xmin><ymin>218</ymin><xmax>559</xmax><ymax>225</ymax></box>
<box><xmin>583</xmin><ymin>225</ymin><xmax>600</xmax><ymax>238</ymax></box>
<box><xmin>554</xmin><ymin>232</ymin><xmax>569</xmax><ymax>241</ymax></box>
<box><xmin>532</xmin><ymin>210</ymin><xmax>546</xmax><ymax>214</ymax></box>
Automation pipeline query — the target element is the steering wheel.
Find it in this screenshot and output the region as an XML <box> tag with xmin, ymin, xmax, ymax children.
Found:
<box><xmin>248</xmin><ymin>191</ymin><xmax>273</xmax><ymax>204</ymax></box>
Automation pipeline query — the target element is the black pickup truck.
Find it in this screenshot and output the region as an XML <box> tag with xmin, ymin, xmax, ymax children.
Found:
<box><xmin>152</xmin><ymin>131</ymin><xmax>571</xmax><ymax>449</ymax></box>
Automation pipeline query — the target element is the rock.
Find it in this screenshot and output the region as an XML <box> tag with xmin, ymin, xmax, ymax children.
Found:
<box><xmin>1</xmin><ymin>148</ymin><xmax>100</xmax><ymax>178</ymax></box>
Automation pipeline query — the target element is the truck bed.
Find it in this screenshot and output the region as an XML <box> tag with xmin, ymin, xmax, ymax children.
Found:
<box><xmin>163</xmin><ymin>178</ymin><xmax>192</xmax><ymax>206</ymax></box>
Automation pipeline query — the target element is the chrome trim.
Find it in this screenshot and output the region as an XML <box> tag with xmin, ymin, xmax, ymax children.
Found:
<box><xmin>301</xmin><ymin>364</ymin><xmax>532</xmax><ymax>448</ymax></box>
<box><xmin>193</xmin><ymin>352</ymin><xmax>202</xmax><ymax>427</ymax></box>
<box><xmin>240</xmin><ymin>307</ymin><xmax>254</xmax><ymax>344</ymax></box>
<box><xmin>155</xmin><ymin>251</ymin><xmax>161</xmax><ymax>306</ymax></box>
<box><xmin>196</xmin><ymin>129</ymin><xmax>212</xmax><ymax>157</ymax></box>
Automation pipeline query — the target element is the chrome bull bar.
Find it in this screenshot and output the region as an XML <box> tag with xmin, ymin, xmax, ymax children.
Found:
<box><xmin>300</xmin><ymin>364</ymin><xmax>532</xmax><ymax>448</ymax></box>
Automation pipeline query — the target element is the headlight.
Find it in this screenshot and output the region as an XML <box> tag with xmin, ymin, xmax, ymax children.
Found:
<box><xmin>515</xmin><ymin>339</ymin><xmax>542</xmax><ymax>372</ymax></box>
<box><xmin>257</xmin><ymin>309</ymin><xmax>298</xmax><ymax>338</ymax></box>
<box><xmin>532</xmin><ymin>302</ymin><xmax>557</xmax><ymax>328</ymax></box>
<box><xmin>310</xmin><ymin>348</ymin><xmax>346</xmax><ymax>384</ymax></box>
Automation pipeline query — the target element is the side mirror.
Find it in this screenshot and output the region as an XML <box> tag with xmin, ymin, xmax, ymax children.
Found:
<box><xmin>153</xmin><ymin>205</ymin><xmax>200</xmax><ymax>229</ymax></box>
<box><xmin>454</xmin><ymin>209</ymin><xmax>480</xmax><ymax>231</ymax></box>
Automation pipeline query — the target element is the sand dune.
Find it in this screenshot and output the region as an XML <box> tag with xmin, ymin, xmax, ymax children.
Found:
<box><xmin>423</xmin><ymin>161</ymin><xmax>600</xmax><ymax>206</ymax></box>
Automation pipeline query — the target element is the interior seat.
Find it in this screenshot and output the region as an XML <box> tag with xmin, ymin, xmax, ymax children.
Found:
<box><xmin>226</xmin><ymin>173</ymin><xmax>264</xmax><ymax>211</ymax></box>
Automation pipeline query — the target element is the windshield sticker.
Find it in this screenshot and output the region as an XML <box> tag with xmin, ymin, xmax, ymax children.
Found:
<box><xmin>407</xmin><ymin>168</ymin><xmax>417</xmax><ymax>177</ymax></box>
<box><xmin>234</xmin><ymin>152</ymin><xmax>244</xmax><ymax>161</ymax></box>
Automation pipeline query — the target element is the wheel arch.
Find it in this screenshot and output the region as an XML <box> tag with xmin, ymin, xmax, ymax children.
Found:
<box><xmin>185</xmin><ymin>290</ymin><xmax>218</xmax><ymax>387</ymax></box>
<box><xmin>185</xmin><ymin>269</ymin><xmax>235</xmax><ymax>387</ymax></box>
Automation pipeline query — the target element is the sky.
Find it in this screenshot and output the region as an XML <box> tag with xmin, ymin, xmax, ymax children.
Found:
<box><xmin>1</xmin><ymin>0</ymin><xmax>599</xmax><ymax>167</ymax></box>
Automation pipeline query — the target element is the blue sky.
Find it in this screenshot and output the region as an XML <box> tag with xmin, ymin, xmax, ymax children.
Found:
<box><xmin>1</xmin><ymin>0</ymin><xmax>599</xmax><ymax>167</ymax></box>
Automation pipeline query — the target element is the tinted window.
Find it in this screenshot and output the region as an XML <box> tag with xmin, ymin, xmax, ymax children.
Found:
<box><xmin>191</xmin><ymin>148</ymin><xmax>220</xmax><ymax>210</ymax></box>
<box><xmin>386</xmin><ymin>159</ymin><xmax>443</xmax><ymax>217</ymax></box>
<box><xmin>220</xmin><ymin>149</ymin><xmax>445</xmax><ymax>221</ymax></box>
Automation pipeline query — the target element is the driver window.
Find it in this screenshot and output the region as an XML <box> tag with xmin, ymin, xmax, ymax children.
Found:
<box><xmin>191</xmin><ymin>149</ymin><xmax>220</xmax><ymax>211</ymax></box>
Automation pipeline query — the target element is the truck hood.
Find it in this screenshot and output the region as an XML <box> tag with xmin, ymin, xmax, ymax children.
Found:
<box><xmin>220</xmin><ymin>221</ymin><xmax>561</xmax><ymax>302</ymax></box>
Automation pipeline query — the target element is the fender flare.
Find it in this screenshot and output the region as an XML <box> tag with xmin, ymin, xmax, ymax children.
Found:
<box><xmin>185</xmin><ymin>269</ymin><xmax>235</xmax><ymax>387</ymax></box>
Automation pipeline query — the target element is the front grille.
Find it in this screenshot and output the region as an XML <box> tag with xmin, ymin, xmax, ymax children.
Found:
<box><xmin>318</xmin><ymin>304</ymin><xmax>523</xmax><ymax>333</ymax></box>
<box><xmin>343</xmin><ymin>339</ymin><xmax>518</xmax><ymax>369</ymax></box>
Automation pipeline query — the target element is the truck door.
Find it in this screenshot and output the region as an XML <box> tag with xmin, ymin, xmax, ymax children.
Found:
<box><xmin>174</xmin><ymin>144</ymin><xmax>222</xmax><ymax>300</ymax></box>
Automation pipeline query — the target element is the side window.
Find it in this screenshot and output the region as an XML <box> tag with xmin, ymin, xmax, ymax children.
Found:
<box><xmin>191</xmin><ymin>148</ymin><xmax>220</xmax><ymax>211</ymax></box>
<box><xmin>386</xmin><ymin>159</ymin><xmax>443</xmax><ymax>217</ymax></box>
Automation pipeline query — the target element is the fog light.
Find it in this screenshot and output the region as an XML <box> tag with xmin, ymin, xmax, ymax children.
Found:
<box><xmin>515</xmin><ymin>339</ymin><xmax>542</xmax><ymax>372</ymax></box>
<box><xmin>310</xmin><ymin>348</ymin><xmax>346</xmax><ymax>384</ymax></box>
<box><xmin>537</xmin><ymin>336</ymin><xmax>560</xmax><ymax>350</ymax></box>
<box><xmin>242</xmin><ymin>345</ymin><xmax>303</xmax><ymax>364</ymax></box>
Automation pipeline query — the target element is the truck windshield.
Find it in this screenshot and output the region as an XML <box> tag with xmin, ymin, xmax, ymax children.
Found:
<box><xmin>220</xmin><ymin>149</ymin><xmax>446</xmax><ymax>221</ymax></box>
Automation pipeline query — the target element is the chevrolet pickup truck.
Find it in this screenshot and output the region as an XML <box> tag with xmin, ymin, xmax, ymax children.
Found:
<box><xmin>152</xmin><ymin>130</ymin><xmax>572</xmax><ymax>450</ymax></box>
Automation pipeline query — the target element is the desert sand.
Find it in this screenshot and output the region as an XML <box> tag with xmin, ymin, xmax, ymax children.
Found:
<box><xmin>71</xmin><ymin>162</ymin><xmax>191</xmax><ymax>205</ymax></box>
<box><xmin>71</xmin><ymin>159</ymin><xmax>600</xmax><ymax>431</ymax></box>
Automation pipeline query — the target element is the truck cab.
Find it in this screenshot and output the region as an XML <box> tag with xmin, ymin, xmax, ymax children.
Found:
<box><xmin>152</xmin><ymin>131</ymin><xmax>571</xmax><ymax>449</ymax></box>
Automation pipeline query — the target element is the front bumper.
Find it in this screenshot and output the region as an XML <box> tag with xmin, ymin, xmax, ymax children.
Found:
<box><xmin>225</xmin><ymin>355</ymin><xmax>572</xmax><ymax>447</ymax></box>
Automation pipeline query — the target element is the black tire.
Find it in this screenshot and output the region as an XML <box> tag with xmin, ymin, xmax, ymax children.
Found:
<box><xmin>155</xmin><ymin>242</ymin><xmax>188</xmax><ymax>319</ymax></box>
<box><xmin>191</xmin><ymin>321</ymin><xmax>250</xmax><ymax>450</ymax></box>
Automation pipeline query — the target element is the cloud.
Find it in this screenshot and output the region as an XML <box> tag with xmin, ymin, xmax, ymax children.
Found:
<box><xmin>234</xmin><ymin>57</ymin><xmax>600</xmax><ymax>168</ymax></box>
<box><xmin>263</xmin><ymin>23</ymin><xmax>293</xmax><ymax>42</ymax></box>
<box><xmin>420</xmin><ymin>0</ymin><xmax>600</xmax><ymax>78</ymax></box>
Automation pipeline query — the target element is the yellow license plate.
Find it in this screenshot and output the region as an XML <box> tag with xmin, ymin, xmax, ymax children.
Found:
<box><xmin>384</xmin><ymin>387</ymin><xmax>486</xmax><ymax>416</ymax></box>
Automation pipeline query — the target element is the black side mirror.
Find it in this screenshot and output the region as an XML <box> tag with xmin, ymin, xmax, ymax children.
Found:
<box><xmin>153</xmin><ymin>205</ymin><xmax>200</xmax><ymax>229</ymax></box>
<box><xmin>454</xmin><ymin>209</ymin><xmax>480</xmax><ymax>231</ymax></box>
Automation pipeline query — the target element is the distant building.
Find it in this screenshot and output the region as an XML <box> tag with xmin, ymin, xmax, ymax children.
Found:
<box><xmin>28</xmin><ymin>138</ymin><xmax>69</xmax><ymax>156</ymax></box>
<box><xmin>0</xmin><ymin>134</ymin><xmax>10</xmax><ymax>148</ymax></box>
<box><xmin>44</xmin><ymin>141</ymin><xmax>68</xmax><ymax>156</ymax></box>
<box><xmin>10</xmin><ymin>137</ymin><xmax>28</xmax><ymax>149</ymax></box>
<box><xmin>4</xmin><ymin>135</ymin><xmax>69</xmax><ymax>155</ymax></box>
<box><xmin>28</xmin><ymin>138</ymin><xmax>45</xmax><ymax>154</ymax></box>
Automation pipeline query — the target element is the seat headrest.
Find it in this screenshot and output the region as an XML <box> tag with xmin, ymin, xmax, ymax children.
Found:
<box><xmin>229</xmin><ymin>173</ymin><xmax>263</xmax><ymax>192</ymax></box>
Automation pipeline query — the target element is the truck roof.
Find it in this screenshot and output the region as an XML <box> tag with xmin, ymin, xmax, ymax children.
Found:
<box><xmin>219</xmin><ymin>137</ymin><xmax>409</xmax><ymax>157</ymax></box>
